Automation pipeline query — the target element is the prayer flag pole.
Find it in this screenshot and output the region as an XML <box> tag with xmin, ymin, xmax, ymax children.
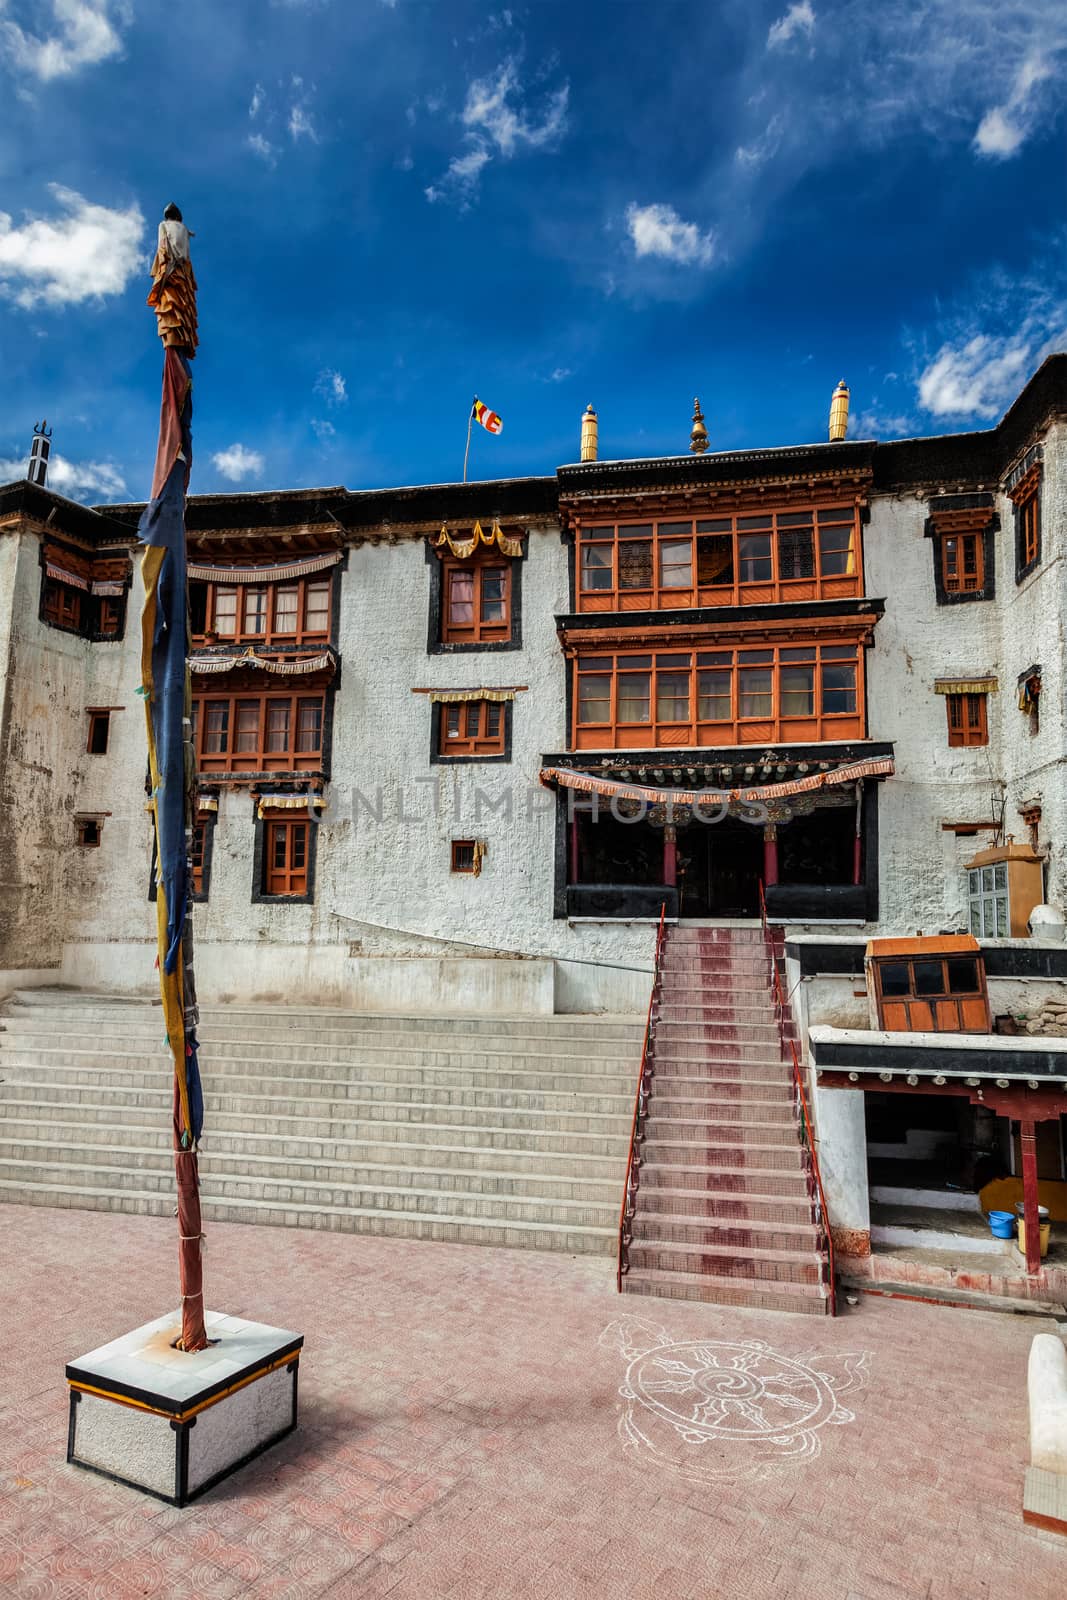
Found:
<box><xmin>463</xmin><ymin>398</ymin><xmax>476</xmax><ymax>483</ymax></box>
<box><xmin>139</xmin><ymin>203</ymin><xmax>207</xmax><ymax>1354</ymax></box>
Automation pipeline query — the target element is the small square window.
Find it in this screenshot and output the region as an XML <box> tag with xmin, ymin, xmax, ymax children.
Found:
<box><xmin>76</xmin><ymin>817</ymin><xmax>102</xmax><ymax>847</ymax></box>
<box><xmin>438</xmin><ymin>698</ymin><xmax>508</xmax><ymax>758</ymax></box>
<box><xmin>451</xmin><ymin>839</ymin><xmax>478</xmax><ymax>873</ymax></box>
<box><xmin>86</xmin><ymin>710</ymin><xmax>110</xmax><ymax>755</ymax></box>
<box><xmin>946</xmin><ymin>692</ymin><xmax>988</xmax><ymax>747</ymax></box>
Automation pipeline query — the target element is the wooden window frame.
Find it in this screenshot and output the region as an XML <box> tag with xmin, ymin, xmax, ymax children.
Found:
<box><xmin>451</xmin><ymin>839</ymin><xmax>478</xmax><ymax>873</ymax></box>
<box><xmin>194</xmin><ymin>690</ymin><xmax>326</xmax><ymax>774</ymax></box>
<box><xmin>946</xmin><ymin>692</ymin><xmax>988</xmax><ymax>748</ymax></box>
<box><xmin>940</xmin><ymin>531</ymin><xmax>984</xmax><ymax>595</ymax></box>
<box><xmin>572</xmin><ymin>640</ymin><xmax>865</xmax><ymax>750</ymax></box>
<box><xmin>43</xmin><ymin>581</ymin><xmax>83</xmax><ymax>631</ymax></box>
<box><xmin>574</xmin><ymin>504</ymin><xmax>862</xmax><ymax>614</ymax></box>
<box><xmin>1016</xmin><ymin>484</ymin><xmax>1041</xmax><ymax>580</ymax></box>
<box><xmin>437</xmin><ymin>699</ymin><xmax>508</xmax><ymax>758</ymax></box>
<box><xmin>261</xmin><ymin>815</ymin><xmax>310</xmax><ymax>898</ymax></box>
<box><xmin>86</xmin><ymin>710</ymin><xmax>111</xmax><ymax>755</ymax></box>
<box><xmin>75</xmin><ymin>816</ymin><xmax>102</xmax><ymax>847</ymax></box>
<box><xmin>192</xmin><ymin>574</ymin><xmax>333</xmax><ymax>647</ymax></box>
<box><xmin>440</xmin><ymin>555</ymin><xmax>512</xmax><ymax>645</ymax></box>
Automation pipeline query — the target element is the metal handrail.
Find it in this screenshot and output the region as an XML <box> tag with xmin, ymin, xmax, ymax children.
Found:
<box><xmin>759</xmin><ymin>881</ymin><xmax>837</xmax><ymax>1315</ymax></box>
<box><xmin>617</xmin><ymin>901</ymin><xmax>668</xmax><ymax>1290</ymax></box>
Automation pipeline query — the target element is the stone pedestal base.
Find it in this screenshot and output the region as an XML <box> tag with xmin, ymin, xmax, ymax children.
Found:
<box><xmin>1024</xmin><ymin>1467</ymin><xmax>1067</xmax><ymax>1535</ymax></box>
<box><xmin>66</xmin><ymin>1310</ymin><xmax>303</xmax><ymax>1506</ymax></box>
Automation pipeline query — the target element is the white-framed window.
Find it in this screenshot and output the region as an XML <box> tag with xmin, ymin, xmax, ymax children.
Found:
<box><xmin>968</xmin><ymin>863</ymin><xmax>1008</xmax><ymax>937</ymax></box>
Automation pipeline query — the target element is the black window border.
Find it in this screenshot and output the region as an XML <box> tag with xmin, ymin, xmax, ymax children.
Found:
<box><xmin>923</xmin><ymin>494</ymin><xmax>998</xmax><ymax>607</ymax></box>
<box><xmin>429</xmin><ymin>698</ymin><xmax>514</xmax><ymax>764</ymax></box>
<box><xmin>251</xmin><ymin>803</ymin><xmax>319</xmax><ymax>905</ymax></box>
<box><xmin>425</xmin><ymin>542</ymin><xmax>524</xmax><ymax>655</ymax></box>
<box><xmin>1014</xmin><ymin>479</ymin><xmax>1042</xmax><ymax>585</ymax></box>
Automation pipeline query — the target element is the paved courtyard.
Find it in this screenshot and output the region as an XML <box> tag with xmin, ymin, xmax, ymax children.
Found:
<box><xmin>1</xmin><ymin>1202</ymin><xmax>1066</xmax><ymax>1599</ymax></box>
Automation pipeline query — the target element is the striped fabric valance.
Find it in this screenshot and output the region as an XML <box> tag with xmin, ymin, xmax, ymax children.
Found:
<box><xmin>45</xmin><ymin>561</ymin><xmax>89</xmax><ymax>591</ymax></box>
<box><xmin>189</xmin><ymin>650</ymin><xmax>334</xmax><ymax>677</ymax></box>
<box><xmin>933</xmin><ymin>678</ymin><xmax>998</xmax><ymax>696</ymax></box>
<box><xmin>257</xmin><ymin>793</ymin><xmax>326</xmax><ymax>818</ymax></box>
<box><xmin>91</xmin><ymin>580</ymin><xmax>125</xmax><ymax>597</ymax></box>
<box><xmin>187</xmin><ymin>550</ymin><xmax>342</xmax><ymax>584</ymax></box>
<box><xmin>540</xmin><ymin>756</ymin><xmax>894</xmax><ymax>807</ymax></box>
<box><xmin>426</xmin><ymin>688</ymin><xmax>516</xmax><ymax>704</ymax></box>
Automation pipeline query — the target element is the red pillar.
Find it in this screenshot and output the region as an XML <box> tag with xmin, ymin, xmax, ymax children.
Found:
<box><xmin>1021</xmin><ymin>1119</ymin><xmax>1041</xmax><ymax>1276</ymax></box>
<box><xmin>663</xmin><ymin>825</ymin><xmax>677</xmax><ymax>887</ymax></box>
<box><xmin>763</xmin><ymin>824</ymin><xmax>778</xmax><ymax>888</ymax></box>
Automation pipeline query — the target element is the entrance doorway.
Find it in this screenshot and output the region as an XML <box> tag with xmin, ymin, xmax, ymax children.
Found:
<box><xmin>676</xmin><ymin>817</ymin><xmax>763</xmax><ymax>918</ymax></box>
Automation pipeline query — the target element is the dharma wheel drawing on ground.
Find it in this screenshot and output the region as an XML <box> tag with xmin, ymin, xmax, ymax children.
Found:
<box><xmin>600</xmin><ymin>1317</ymin><xmax>870</xmax><ymax>1483</ymax></box>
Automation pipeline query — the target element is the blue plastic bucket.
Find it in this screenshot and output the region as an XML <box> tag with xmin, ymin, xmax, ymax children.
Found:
<box><xmin>989</xmin><ymin>1210</ymin><xmax>1016</xmax><ymax>1239</ymax></box>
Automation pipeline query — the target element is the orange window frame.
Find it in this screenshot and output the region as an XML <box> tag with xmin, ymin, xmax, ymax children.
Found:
<box><xmin>263</xmin><ymin>816</ymin><xmax>309</xmax><ymax>896</ymax></box>
<box><xmin>941</xmin><ymin>532</ymin><xmax>984</xmax><ymax>594</ymax></box>
<box><xmin>572</xmin><ymin>641</ymin><xmax>865</xmax><ymax>750</ymax></box>
<box><xmin>451</xmin><ymin>839</ymin><xmax>477</xmax><ymax>873</ymax></box>
<box><xmin>190</xmin><ymin>819</ymin><xmax>208</xmax><ymax>896</ymax></box>
<box><xmin>44</xmin><ymin>582</ymin><xmax>82</xmax><ymax>629</ymax></box>
<box><xmin>196</xmin><ymin>575</ymin><xmax>333</xmax><ymax>646</ymax></box>
<box><xmin>946</xmin><ymin>693</ymin><xmax>988</xmax><ymax>748</ymax></box>
<box><xmin>441</xmin><ymin>555</ymin><xmax>512</xmax><ymax>644</ymax></box>
<box><xmin>1019</xmin><ymin>489</ymin><xmax>1040</xmax><ymax>570</ymax></box>
<box><xmin>195</xmin><ymin>690</ymin><xmax>325</xmax><ymax>773</ymax></box>
<box><xmin>575</xmin><ymin>505</ymin><xmax>862</xmax><ymax>614</ymax></box>
<box><xmin>439</xmin><ymin>699</ymin><xmax>507</xmax><ymax>756</ymax></box>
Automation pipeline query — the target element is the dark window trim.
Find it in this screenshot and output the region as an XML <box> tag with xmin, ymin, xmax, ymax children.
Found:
<box><xmin>1014</xmin><ymin>478</ymin><xmax>1042</xmax><ymax>584</ymax></box>
<box><xmin>425</xmin><ymin>540</ymin><xmax>524</xmax><ymax>655</ymax></box>
<box><xmin>924</xmin><ymin>504</ymin><xmax>998</xmax><ymax>606</ymax></box>
<box><xmin>429</xmin><ymin>698</ymin><xmax>514</xmax><ymax>764</ymax></box>
<box><xmin>251</xmin><ymin>805</ymin><xmax>319</xmax><ymax>905</ymax></box>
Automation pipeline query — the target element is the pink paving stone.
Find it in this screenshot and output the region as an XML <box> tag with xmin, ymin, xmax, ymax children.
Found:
<box><xmin>1</xmin><ymin>1203</ymin><xmax>1067</xmax><ymax>1598</ymax></box>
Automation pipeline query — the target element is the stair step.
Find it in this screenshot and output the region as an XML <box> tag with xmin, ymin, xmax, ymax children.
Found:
<box><xmin>643</xmin><ymin>1117</ymin><xmax>799</xmax><ymax>1145</ymax></box>
<box><xmin>637</xmin><ymin>1185</ymin><xmax>815</xmax><ymax>1224</ymax></box>
<box><xmin>639</xmin><ymin>1139</ymin><xmax>806</xmax><ymax>1171</ymax></box>
<box><xmin>639</xmin><ymin>1160</ymin><xmax>809</xmax><ymax>1195</ymax></box>
<box><xmin>630</xmin><ymin>1212</ymin><xmax>820</xmax><ymax>1249</ymax></box>
<box><xmin>626</xmin><ymin>1235</ymin><xmax>824</xmax><ymax>1284</ymax></box>
<box><xmin>620</xmin><ymin>1266</ymin><xmax>828</xmax><ymax>1314</ymax></box>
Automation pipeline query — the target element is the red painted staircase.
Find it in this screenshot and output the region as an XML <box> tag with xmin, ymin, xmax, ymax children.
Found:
<box><xmin>619</xmin><ymin>924</ymin><xmax>833</xmax><ymax>1316</ymax></box>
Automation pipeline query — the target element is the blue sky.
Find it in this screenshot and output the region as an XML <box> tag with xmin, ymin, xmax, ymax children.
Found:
<box><xmin>0</xmin><ymin>0</ymin><xmax>1064</xmax><ymax>501</ymax></box>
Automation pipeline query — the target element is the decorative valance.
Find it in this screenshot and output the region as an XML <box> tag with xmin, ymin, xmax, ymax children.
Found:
<box><xmin>426</xmin><ymin>688</ymin><xmax>516</xmax><ymax>704</ymax></box>
<box><xmin>91</xmin><ymin>580</ymin><xmax>125</xmax><ymax>597</ymax></box>
<box><xmin>257</xmin><ymin>793</ymin><xmax>326</xmax><ymax>819</ymax></box>
<box><xmin>1005</xmin><ymin>444</ymin><xmax>1043</xmax><ymax>503</ymax></box>
<box><xmin>198</xmin><ymin>796</ymin><xmax>219</xmax><ymax>813</ymax></box>
<box><xmin>539</xmin><ymin>756</ymin><xmax>894</xmax><ymax>807</ymax></box>
<box><xmin>933</xmin><ymin>677</ymin><xmax>998</xmax><ymax>696</ymax></box>
<box><xmin>189</xmin><ymin>649</ymin><xmax>334</xmax><ymax>677</ymax></box>
<box><xmin>187</xmin><ymin>551</ymin><xmax>342</xmax><ymax>584</ymax></box>
<box><xmin>430</xmin><ymin>519</ymin><xmax>525</xmax><ymax>560</ymax></box>
<box><xmin>45</xmin><ymin>561</ymin><xmax>89</xmax><ymax>591</ymax></box>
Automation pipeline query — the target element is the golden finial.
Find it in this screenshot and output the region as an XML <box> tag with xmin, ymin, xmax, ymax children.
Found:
<box><xmin>829</xmin><ymin>379</ymin><xmax>850</xmax><ymax>443</ymax></box>
<box><xmin>690</xmin><ymin>398</ymin><xmax>709</xmax><ymax>454</ymax></box>
<box><xmin>580</xmin><ymin>403</ymin><xmax>598</xmax><ymax>462</ymax></box>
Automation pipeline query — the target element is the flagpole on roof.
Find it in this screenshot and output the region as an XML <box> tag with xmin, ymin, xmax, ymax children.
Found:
<box><xmin>138</xmin><ymin>203</ymin><xmax>208</xmax><ymax>1355</ymax></box>
<box><xmin>463</xmin><ymin>397</ymin><xmax>476</xmax><ymax>484</ymax></box>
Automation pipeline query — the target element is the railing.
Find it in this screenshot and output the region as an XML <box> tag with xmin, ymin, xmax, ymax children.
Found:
<box><xmin>617</xmin><ymin>901</ymin><xmax>668</xmax><ymax>1290</ymax></box>
<box><xmin>759</xmin><ymin>882</ymin><xmax>837</xmax><ymax>1315</ymax></box>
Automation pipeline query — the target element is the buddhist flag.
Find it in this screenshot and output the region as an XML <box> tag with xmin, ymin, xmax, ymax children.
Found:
<box><xmin>472</xmin><ymin>397</ymin><xmax>503</xmax><ymax>435</ymax></box>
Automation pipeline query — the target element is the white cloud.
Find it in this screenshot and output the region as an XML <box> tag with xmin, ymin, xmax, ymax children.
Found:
<box><xmin>426</xmin><ymin>57</ymin><xmax>567</xmax><ymax>205</ymax></box>
<box><xmin>246</xmin><ymin>133</ymin><xmax>277</xmax><ymax>165</ymax></box>
<box><xmin>0</xmin><ymin>0</ymin><xmax>126</xmax><ymax>81</ymax></box>
<box><xmin>310</xmin><ymin>418</ymin><xmax>336</xmax><ymax>442</ymax></box>
<box><xmin>848</xmin><ymin>409</ymin><xmax>915</xmax><ymax>439</ymax></box>
<box><xmin>918</xmin><ymin>335</ymin><xmax>1032</xmax><ymax>418</ymax></box>
<box><xmin>547</xmin><ymin>366</ymin><xmax>571</xmax><ymax>383</ymax></box>
<box><xmin>288</xmin><ymin>102</ymin><xmax>318</xmax><ymax>143</ymax></box>
<box><xmin>0</xmin><ymin>185</ymin><xmax>144</xmax><ymax>308</ymax></box>
<box><xmin>735</xmin><ymin>113</ymin><xmax>784</xmax><ymax>169</ymax></box>
<box><xmin>212</xmin><ymin>443</ymin><xmax>264</xmax><ymax>482</ymax></box>
<box><xmin>974</xmin><ymin>53</ymin><xmax>1054</xmax><ymax>158</ymax></box>
<box><xmin>767</xmin><ymin>1</ymin><xmax>815</xmax><ymax>49</ymax></box>
<box><xmin>249</xmin><ymin>82</ymin><xmax>265</xmax><ymax>119</ymax></box>
<box><xmin>0</xmin><ymin>449</ymin><xmax>127</xmax><ymax>500</ymax></box>
<box><xmin>625</xmin><ymin>202</ymin><xmax>716</xmax><ymax>268</ymax></box>
<box><xmin>314</xmin><ymin>368</ymin><xmax>347</xmax><ymax>405</ymax></box>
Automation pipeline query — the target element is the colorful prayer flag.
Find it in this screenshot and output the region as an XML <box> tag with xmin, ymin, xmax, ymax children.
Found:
<box><xmin>472</xmin><ymin>397</ymin><xmax>503</xmax><ymax>435</ymax></box>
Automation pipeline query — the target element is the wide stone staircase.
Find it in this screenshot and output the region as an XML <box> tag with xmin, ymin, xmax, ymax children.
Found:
<box><xmin>620</xmin><ymin>926</ymin><xmax>832</xmax><ymax>1315</ymax></box>
<box><xmin>0</xmin><ymin>991</ymin><xmax>645</xmax><ymax>1254</ymax></box>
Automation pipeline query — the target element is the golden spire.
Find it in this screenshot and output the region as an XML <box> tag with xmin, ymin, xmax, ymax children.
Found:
<box><xmin>829</xmin><ymin>379</ymin><xmax>850</xmax><ymax>443</ymax></box>
<box><xmin>690</xmin><ymin>397</ymin><xmax>709</xmax><ymax>454</ymax></box>
<box><xmin>580</xmin><ymin>403</ymin><xmax>598</xmax><ymax>462</ymax></box>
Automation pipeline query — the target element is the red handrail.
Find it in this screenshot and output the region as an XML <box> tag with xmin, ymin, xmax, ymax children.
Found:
<box><xmin>759</xmin><ymin>882</ymin><xmax>837</xmax><ymax>1315</ymax></box>
<box><xmin>617</xmin><ymin>901</ymin><xmax>668</xmax><ymax>1290</ymax></box>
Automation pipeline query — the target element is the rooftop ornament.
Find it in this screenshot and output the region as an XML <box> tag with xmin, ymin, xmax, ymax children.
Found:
<box><xmin>689</xmin><ymin>397</ymin><xmax>709</xmax><ymax>454</ymax></box>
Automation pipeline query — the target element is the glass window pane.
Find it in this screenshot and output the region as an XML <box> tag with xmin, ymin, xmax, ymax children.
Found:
<box><xmin>235</xmin><ymin>700</ymin><xmax>260</xmax><ymax>752</ymax></box>
<box><xmin>265</xmin><ymin>701</ymin><xmax>290</xmax><ymax>752</ymax></box>
<box><xmin>696</xmin><ymin>518</ymin><xmax>732</xmax><ymax>533</ymax></box>
<box><xmin>969</xmin><ymin>903</ymin><xmax>981</xmax><ymax>935</ymax></box>
<box><xmin>696</xmin><ymin>533</ymin><xmax>734</xmax><ymax>587</ymax></box>
<box><xmin>880</xmin><ymin>962</ymin><xmax>910</xmax><ymax>996</ymax></box>
<box><xmin>465</xmin><ymin>702</ymin><xmax>480</xmax><ymax>737</ymax></box>
<box><xmin>446</xmin><ymin>706</ymin><xmax>461</xmax><ymax>738</ymax></box>
<box><xmin>777</xmin><ymin>526</ymin><xmax>815</xmax><ymax>580</ymax></box>
<box><xmin>274</xmin><ymin>587</ymin><xmax>298</xmax><ymax>632</ymax></box>
<box><xmin>271</xmin><ymin>825</ymin><xmax>287</xmax><ymax>869</ymax></box>
<box><xmin>698</xmin><ymin>669</ymin><xmax>731</xmax><ymax>721</ymax></box>
<box><xmin>291</xmin><ymin>825</ymin><xmax>307</xmax><ymax>870</ymax></box>
<box><xmin>781</xmin><ymin>665</ymin><xmax>815</xmax><ymax>716</ymax></box>
<box><xmin>947</xmin><ymin>958</ymin><xmax>979</xmax><ymax>994</ymax></box>
<box><xmin>659</xmin><ymin>540</ymin><xmax>693</xmax><ymax>589</ymax></box>
<box><xmin>578</xmin><ymin>675</ymin><xmax>610</xmax><ymax>723</ymax></box>
<box><xmin>448</xmin><ymin>570</ymin><xmax>474</xmax><ymax>624</ymax></box>
<box><xmin>913</xmin><ymin>960</ymin><xmax>945</xmax><ymax>995</ymax></box>
<box><xmin>305</xmin><ymin>582</ymin><xmax>331</xmax><ymax>632</ymax></box>
<box><xmin>981</xmin><ymin>867</ymin><xmax>994</xmax><ymax>892</ymax></box>
<box><xmin>656</xmin><ymin>672</ymin><xmax>690</xmax><ymax>721</ymax></box>
<box><xmin>738</xmin><ymin>534</ymin><xmax>772</xmax><ymax>582</ymax></box>
<box><xmin>822</xmin><ymin>664</ymin><xmax>857</xmax><ymax>713</ymax></box>
<box><xmin>820</xmin><ymin>645</ymin><xmax>856</xmax><ymax>660</ymax></box>
<box><xmin>738</xmin><ymin>649</ymin><xmax>773</xmax><ymax>663</ymax></box>
<box><xmin>296</xmin><ymin>699</ymin><xmax>322</xmax><ymax>752</ymax></box>
<box><xmin>739</xmin><ymin>667</ymin><xmax>772</xmax><ymax>718</ymax></box>
<box><xmin>993</xmin><ymin>864</ymin><xmax>1007</xmax><ymax>891</ymax></box>
<box><xmin>480</xmin><ymin>569</ymin><xmax>507</xmax><ymax>622</ymax></box>
<box><xmin>617</xmin><ymin>672</ymin><xmax>651</xmax><ymax>722</ymax></box>
<box><xmin>485</xmin><ymin>702</ymin><xmax>502</xmax><ymax>738</ymax></box>
<box><xmin>818</xmin><ymin>526</ymin><xmax>855</xmax><ymax>576</ymax></box>
<box><xmin>213</xmin><ymin>588</ymin><xmax>237</xmax><ymax>634</ymax></box>
<box><xmin>619</xmin><ymin>523</ymin><xmax>653</xmax><ymax>539</ymax></box>
<box><xmin>244</xmin><ymin>588</ymin><xmax>267</xmax><ymax>633</ymax></box>
<box><xmin>968</xmin><ymin>869</ymin><xmax>979</xmax><ymax>896</ymax></box>
<box><xmin>996</xmin><ymin>896</ymin><xmax>1008</xmax><ymax>936</ymax></box>
<box><xmin>580</xmin><ymin>545</ymin><xmax>613</xmax><ymax>591</ymax></box>
<box><xmin>204</xmin><ymin>704</ymin><xmax>229</xmax><ymax>752</ymax></box>
<box><xmin>656</xmin><ymin>653</ymin><xmax>692</xmax><ymax>666</ymax></box>
<box><xmin>618</xmin><ymin>540</ymin><xmax>653</xmax><ymax>590</ymax></box>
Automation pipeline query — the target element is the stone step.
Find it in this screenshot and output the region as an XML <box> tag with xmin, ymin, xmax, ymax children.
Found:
<box><xmin>626</xmin><ymin>1234</ymin><xmax>824</xmax><ymax>1285</ymax></box>
<box><xmin>651</xmin><ymin>1055</ymin><xmax>788</xmax><ymax>1079</ymax></box>
<box><xmin>639</xmin><ymin>1161</ymin><xmax>810</xmax><ymax>1196</ymax></box>
<box><xmin>620</xmin><ymin>1265</ymin><xmax>828</xmax><ymax>1314</ymax></box>
<box><xmin>652</xmin><ymin>1036</ymin><xmax>781</xmax><ymax>1061</ymax></box>
<box><xmin>653</xmin><ymin>1019</ymin><xmax>780</xmax><ymax>1040</ymax></box>
<box><xmin>639</xmin><ymin>1138</ymin><xmax>805</xmax><ymax>1171</ymax></box>
<box><xmin>0</xmin><ymin>1155</ymin><xmax>618</xmax><ymax>1228</ymax></box>
<box><xmin>648</xmin><ymin>1074</ymin><xmax>792</xmax><ymax>1101</ymax></box>
<box><xmin>630</xmin><ymin>1210</ymin><xmax>820</xmax><ymax>1250</ymax></box>
<box><xmin>636</xmin><ymin>1185</ymin><xmax>815</xmax><ymax>1225</ymax></box>
<box><xmin>0</xmin><ymin>1178</ymin><xmax>615</xmax><ymax>1255</ymax></box>
<box><xmin>0</xmin><ymin>1135</ymin><xmax>621</xmax><ymax>1201</ymax></box>
<box><xmin>0</xmin><ymin>1114</ymin><xmax>624</xmax><ymax>1178</ymax></box>
<box><xmin>0</xmin><ymin>1095</ymin><xmax>630</xmax><ymax>1153</ymax></box>
<box><xmin>643</xmin><ymin>1116</ymin><xmax>799</xmax><ymax>1146</ymax></box>
<box><xmin>0</xmin><ymin>1039</ymin><xmax>637</xmax><ymax>1075</ymax></box>
<box><xmin>0</xmin><ymin>1062</ymin><xmax>635</xmax><ymax>1112</ymax></box>
<box><xmin>650</xmin><ymin>1097</ymin><xmax>794</xmax><ymax>1123</ymax></box>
